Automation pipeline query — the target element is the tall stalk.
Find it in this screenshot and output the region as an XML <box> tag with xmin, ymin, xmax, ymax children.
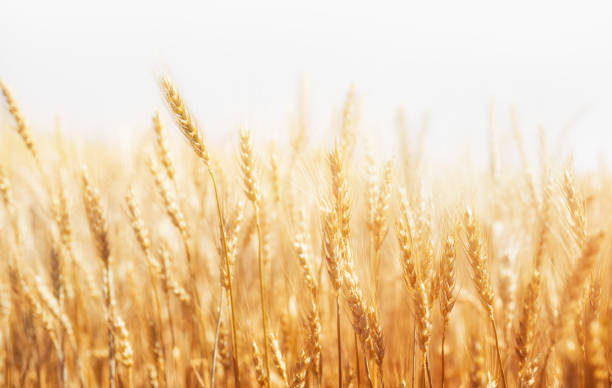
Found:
<box><xmin>440</xmin><ymin>328</ymin><xmax>446</xmax><ymax>388</ymax></box>
<box><xmin>254</xmin><ymin>207</ymin><xmax>271</xmax><ymax>387</ymax></box>
<box><xmin>210</xmin><ymin>173</ymin><xmax>241</xmax><ymax>387</ymax></box>
<box><xmin>336</xmin><ymin>296</ymin><xmax>343</xmax><ymax>388</ymax></box>
<box><xmin>159</xmin><ymin>75</ymin><xmax>241</xmax><ymax>386</ymax></box>
<box><xmin>211</xmin><ymin>288</ymin><xmax>224</xmax><ymax>387</ymax></box>
<box><xmin>354</xmin><ymin>332</ymin><xmax>361</xmax><ymax>387</ymax></box>
<box><xmin>491</xmin><ymin>318</ymin><xmax>507</xmax><ymax>388</ymax></box>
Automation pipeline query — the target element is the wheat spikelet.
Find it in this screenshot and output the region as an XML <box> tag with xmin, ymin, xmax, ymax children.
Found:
<box><xmin>217</xmin><ymin>322</ymin><xmax>232</xmax><ymax>379</ymax></box>
<box><xmin>251</xmin><ymin>340</ymin><xmax>269</xmax><ymax>387</ymax></box>
<box><xmin>464</xmin><ymin>207</ymin><xmax>506</xmax><ymax>388</ymax></box>
<box><xmin>396</xmin><ymin>193</ymin><xmax>433</xmax><ymax>377</ymax></box>
<box><xmin>463</xmin><ymin>208</ymin><xmax>495</xmax><ymax>319</ymax></box>
<box><xmin>158</xmin><ymin>244</ymin><xmax>191</xmax><ymax>305</ymax></box>
<box><xmin>561</xmin><ymin>232</ymin><xmax>604</xmax><ymax>316</ymax></box>
<box><xmin>0</xmin><ymin>80</ymin><xmax>40</xmax><ymax>165</ymax></box>
<box><xmin>146</xmin><ymin>154</ymin><xmax>190</xmax><ymax>241</ymax></box>
<box><xmin>221</xmin><ymin>200</ymin><xmax>244</xmax><ymax>292</ymax></box>
<box><xmin>153</xmin><ymin>110</ymin><xmax>177</xmax><ymax>187</ymax></box>
<box><xmin>290</xmin><ymin>349</ymin><xmax>311</xmax><ymax>388</ymax></box>
<box><xmin>293</xmin><ymin>231</ymin><xmax>317</xmax><ymax>299</ymax></box>
<box><xmin>368</xmin><ymin>159</ymin><xmax>392</xmax><ymax>252</ymax></box>
<box><xmin>0</xmin><ymin>162</ymin><xmax>21</xmax><ymax>249</ymax></box>
<box><xmin>563</xmin><ymin>170</ymin><xmax>586</xmax><ymax>247</ymax></box>
<box><xmin>516</xmin><ymin>191</ymin><xmax>550</xmax><ymax>380</ymax></box>
<box><xmin>125</xmin><ymin>187</ymin><xmax>160</xmax><ymax>273</ymax></box>
<box><xmin>239</xmin><ymin>125</ymin><xmax>271</xmax><ymax>386</ymax></box>
<box><xmin>328</xmin><ymin>144</ymin><xmax>351</xmax><ymax>248</ymax></box>
<box><xmin>439</xmin><ymin>234</ymin><xmax>456</xmax><ymax>326</ymax></box>
<box><xmin>321</xmin><ymin>205</ymin><xmax>343</xmax><ymax>292</ymax></box>
<box><xmin>147</xmin><ymin>364</ymin><xmax>159</xmax><ymax>388</ymax></box>
<box><xmin>396</xmin><ymin>200</ymin><xmax>418</xmax><ymax>290</ymax></box>
<box><xmin>240</xmin><ymin>126</ymin><xmax>261</xmax><ymax>206</ymax></box>
<box><xmin>81</xmin><ymin>166</ymin><xmax>111</xmax><ymax>265</ymax></box>
<box><xmin>515</xmin><ymin>269</ymin><xmax>540</xmax><ymax>378</ymax></box>
<box><xmin>81</xmin><ymin>165</ymin><xmax>117</xmax><ymax>388</ymax></box>
<box><xmin>0</xmin><ymin>162</ymin><xmax>15</xmax><ymax>213</ymax></box>
<box><xmin>367</xmin><ymin>305</ymin><xmax>384</xmax><ymax>369</ymax></box>
<box><xmin>159</xmin><ymin>76</ymin><xmax>210</xmax><ymax>167</ymax></box>
<box><xmin>54</xmin><ymin>179</ymin><xmax>74</xmax><ymax>256</ymax></box>
<box><xmin>113</xmin><ymin>315</ymin><xmax>134</xmax><ymax>388</ymax></box>
<box><xmin>268</xmin><ymin>333</ymin><xmax>289</xmax><ymax>387</ymax></box>
<box><xmin>439</xmin><ymin>232</ymin><xmax>456</xmax><ymax>388</ymax></box>
<box><xmin>340</xmin><ymin>258</ymin><xmax>375</xmax><ymax>365</ymax></box>
<box><xmin>270</xmin><ymin>153</ymin><xmax>281</xmax><ymax>204</ymax></box>
<box><xmin>305</xmin><ymin>300</ymin><xmax>322</xmax><ymax>382</ymax></box>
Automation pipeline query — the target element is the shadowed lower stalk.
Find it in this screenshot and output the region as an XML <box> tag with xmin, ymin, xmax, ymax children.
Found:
<box><xmin>440</xmin><ymin>329</ymin><xmax>446</xmax><ymax>388</ymax></box>
<box><xmin>439</xmin><ymin>233</ymin><xmax>456</xmax><ymax>388</ymax></box>
<box><xmin>81</xmin><ymin>167</ymin><xmax>116</xmax><ymax>388</ymax></box>
<box><xmin>464</xmin><ymin>208</ymin><xmax>507</xmax><ymax>388</ymax></box>
<box><xmin>239</xmin><ymin>127</ymin><xmax>270</xmax><ymax>387</ymax></box>
<box><xmin>336</xmin><ymin>296</ymin><xmax>343</xmax><ymax>388</ymax></box>
<box><xmin>210</xmin><ymin>173</ymin><xmax>241</xmax><ymax>387</ymax></box>
<box><xmin>412</xmin><ymin>322</ymin><xmax>416</xmax><ymax>388</ymax></box>
<box><xmin>425</xmin><ymin>354</ymin><xmax>433</xmax><ymax>388</ymax></box>
<box><xmin>354</xmin><ymin>332</ymin><xmax>360</xmax><ymax>387</ymax></box>
<box><xmin>211</xmin><ymin>288</ymin><xmax>224</xmax><ymax>387</ymax></box>
<box><xmin>254</xmin><ymin>208</ymin><xmax>271</xmax><ymax>387</ymax></box>
<box><xmin>125</xmin><ymin>188</ymin><xmax>168</xmax><ymax>386</ymax></box>
<box><xmin>160</xmin><ymin>75</ymin><xmax>241</xmax><ymax>386</ymax></box>
<box><xmin>491</xmin><ymin>318</ymin><xmax>507</xmax><ymax>388</ymax></box>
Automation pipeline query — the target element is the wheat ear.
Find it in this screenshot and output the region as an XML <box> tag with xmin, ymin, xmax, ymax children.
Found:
<box><xmin>239</xmin><ymin>126</ymin><xmax>271</xmax><ymax>387</ymax></box>
<box><xmin>0</xmin><ymin>80</ymin><xmax>40</xmax><ymax>167</ymax></box>
<box><xmin>160</xmin><ymin>74</ymin><xmax>240</xmax><ymax>386</ymax></box>
<box><xmin>153</xmin><ymin>110</ymin><xmax>178</xmax><ymax>190</ymax></box>
<box><xmin>439</xmin><ymin>233</ymin><xmax>456</xmax><ymax>388</ymax></box>
<box><xmin>464</xmin><ymin>207</ymin><xmax>506</xmax><ymax>388</ymax></box>
<box><xmin>81</xmin><ymin>166</ymin><xmax>116</xmax><ymax>388</ymax></box>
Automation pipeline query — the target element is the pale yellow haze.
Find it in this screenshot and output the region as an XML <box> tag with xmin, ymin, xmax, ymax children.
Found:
<box><xmin>1</xmin><ymin>0</ymin><xmax>611</xmax><ymax>169</ymax></box>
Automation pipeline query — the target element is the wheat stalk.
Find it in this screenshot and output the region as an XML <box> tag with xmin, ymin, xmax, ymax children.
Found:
<box><xmin>81</xmin><ymin>166</ymin><xmax>116</xmax><ymax>388</ymax></box>
<box><xmin>464</xmin><ymin>207</ymin><xmax>506</xmax><ymax>388</ymax></box>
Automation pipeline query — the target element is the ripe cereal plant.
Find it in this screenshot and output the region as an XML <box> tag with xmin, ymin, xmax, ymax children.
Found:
<box><xmin>1</xmin><ymin>75</ymin><xmax>612</xmax><ymax>388</ymax></box>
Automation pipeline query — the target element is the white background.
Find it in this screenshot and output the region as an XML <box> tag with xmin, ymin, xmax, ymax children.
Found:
<box><xmin>1</xmin><ymin>0</ymin><xmax>611</xmax><ymax>169</ymax></box>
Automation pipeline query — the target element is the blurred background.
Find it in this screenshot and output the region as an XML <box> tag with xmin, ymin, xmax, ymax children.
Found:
<box><xmin>0</xmin><ymin>0</ymin><xmax>611</xmax><ymax>170</ymax></box>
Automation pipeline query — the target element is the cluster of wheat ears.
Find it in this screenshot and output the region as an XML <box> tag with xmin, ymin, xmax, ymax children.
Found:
<box><xmin>0</xmin><ymin>75</ymin><xmax>610</xmax><ymax>388</ymax></box>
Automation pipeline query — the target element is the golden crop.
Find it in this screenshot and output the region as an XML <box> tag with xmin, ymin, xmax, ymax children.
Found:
<box><xmin>0</xmin><ymin>76</ymin><xmax>609</xmax><ymax>387</ymax></box>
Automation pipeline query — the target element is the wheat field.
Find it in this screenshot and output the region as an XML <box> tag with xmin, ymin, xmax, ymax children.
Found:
<box><xmin>0</xmin><ymin>75</ymin><xmax>610</xmax><ymax>388</ymax></box>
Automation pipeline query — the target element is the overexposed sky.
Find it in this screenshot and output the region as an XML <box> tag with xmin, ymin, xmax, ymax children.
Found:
<box><xmin>1</xmin><ymin>0</ymin><xmax>611</xmax><ymax>169</ymax></box>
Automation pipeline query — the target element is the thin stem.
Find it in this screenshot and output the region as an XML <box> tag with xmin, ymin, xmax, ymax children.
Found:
<box><xmin>425</xmin><ymin>354</ymin><xmax>433</xmax><ymax>388</ymax></box>
<box><xmin>106</xmin><ymin>268</ymin><xmax>116</xmax><ymax>388</ymax></box>
<box><xmin>336</xmin><ymin>296</ymin><xmax>343</xmax><ymax>388</ymax></box>
<box><xmin>490</xmin><ymin>316</ymin><xmax>507</xmax><ymax>388</ymax></box>
<box><xmin>441</xmin><ymin>327</ymin><xmax>446</xmax><ymax>388</ymax></box>
<box><xmin>364</xmin><ymin>357</ymin><xmax>373</xmax><ymax>388</ymax></box>
<box><xmin>56</xmin><ymin>280</ymin><xmax>67</xmax><ymax>388</ymax></box>
<box><xmin>411</xmin><ymin>320</ymin><xmax>416</xmax><ymax>388</ymax></box>
<box><xmin>371</xmin><ymin>235</ymin><xmax>382</xmax><ymax>307</ymax></box>
<box><xmin>254</xmin><ymin>208</ymin><xmax>271</xmax><ymax>388</ymax></box>
<box><xmin>143</xmin><ymin>254</ymin><xmax>167</xmax><ymax>387</ymax></box>
<box><xmin>211</xmin><ymin>288</ymin><xmax>224</xmax><ymax>387</ymax></box>
<box><xmin>162</xmin><ymin>283</ymin><xmax>177</xmax><ymax>387</ymax></box>
<box><xmin>538</xmin><ymin>344</ymin><xmax>553</xmax><ymax>388</ymax></box>
<box><xmin>355</xmin><ymin>331</ymin><xmax>361</xmax><ymax>387</ymax></box>
<box><xmin>55</xmin><ymin>337</ymin><xmax>66</xmax><ymax>388</ymax></box>
<box><xmin>181</xmin><ymin>237</ymin><xmax>206</xmax><ymax>381</ymax></box>
<box><xmin>209</xmin><ymin>172</ymin><xmax>241</xmax><ymax>387</ymax></box>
